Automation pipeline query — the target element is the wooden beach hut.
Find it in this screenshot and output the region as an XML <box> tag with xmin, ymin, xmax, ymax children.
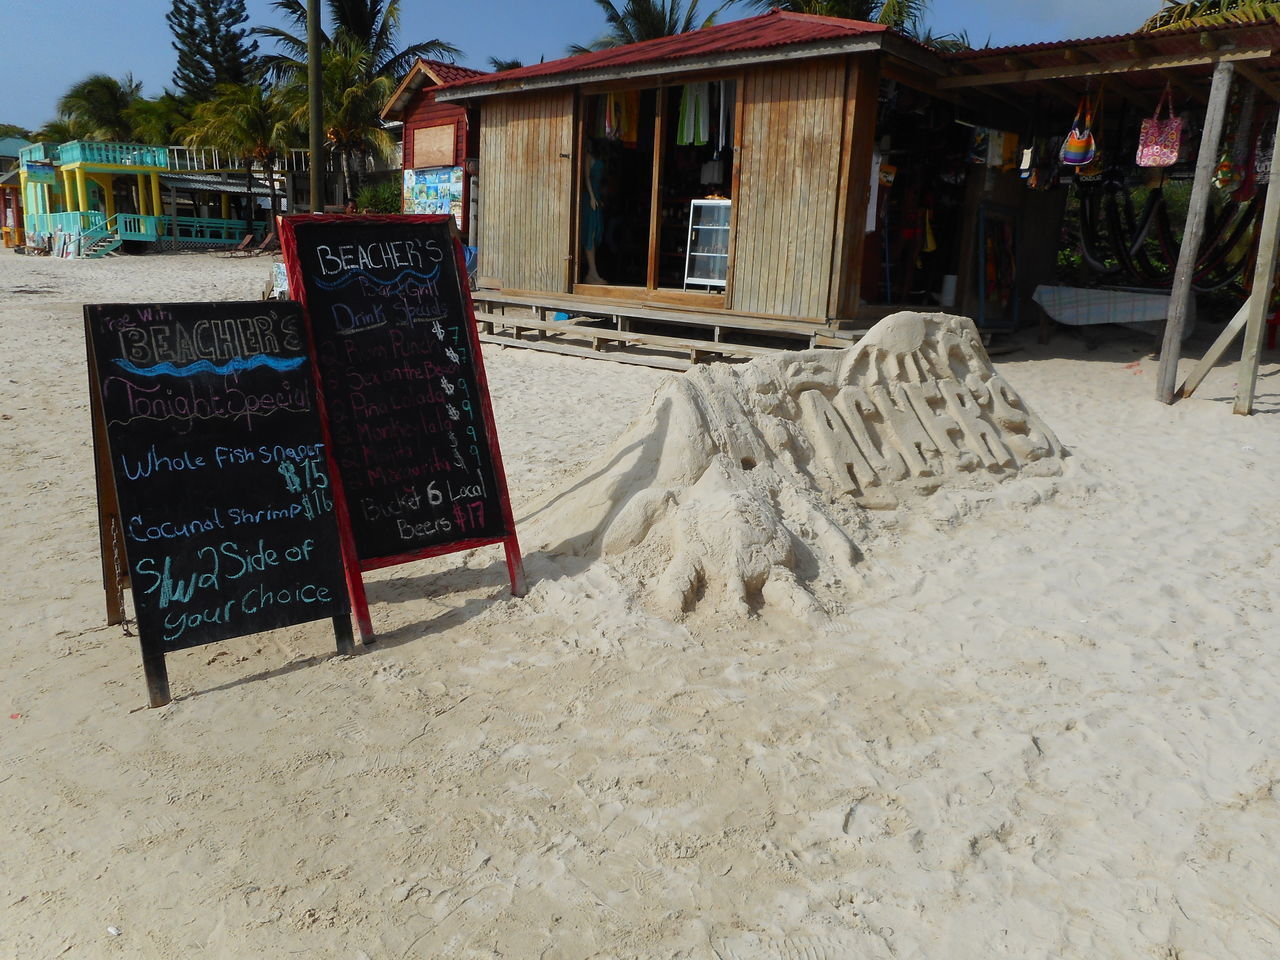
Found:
<box><xmin>434</xmin><ymin>11</ymin><xmax>1280</xmax><ymax>409</ymax></box>
<box><xmin>432</xmin><ymin>9</ymin><xmax>1040</xmax><ymax>357</ymax></box>
<box><xmin>381</xmin><ymin>59</ymin><xmax>489</xmax><ymax>238</ymax></box>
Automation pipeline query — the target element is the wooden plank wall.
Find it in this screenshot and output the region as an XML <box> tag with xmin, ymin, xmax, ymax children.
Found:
<box><xmin>402</xmin><ymin>92</ymin><xmax>468</xmax><ymax>169</ymax></box>
<box><xmin>478</xmin><ymin>90</ymin><xmax>575</xmax><ymax>293</ymax></box>
<box><xmin>830</xmin><ymin>54</ymin><xmax>880</xmax><ymax>319</ymax></box>
<box><xmin>731</xmin><ymin>57</ymin><xmax>848</xmax><ymax>321</ymax></box>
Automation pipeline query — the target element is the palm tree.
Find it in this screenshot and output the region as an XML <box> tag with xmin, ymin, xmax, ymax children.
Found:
<box><xmin>570</xmin><ymin>0</ymin><xmax>736</xmax><ymax>53</ymax></box>
<box><xmin>488</xmin><ymin>56</ymin><xmax>526</xmax><ymax>71</ymax></box>
<box><xmin>179</xmin><ymin>81</ymin><xmax>295</xmax><ymax>226</ymax></box>
<box><xmin>56</xmin><ymin>74</ymin><xmax>143</xmax><ymax>142</ymax></box>
<box><xmin>253</xmin><ymin>0</ymin><xmax>460</xmax><ymax>81</ymax></box>
<box><xmin>33</xmin><ymin>115</ymin><xmax>94</xmax><ymax>144</ymax></box>
<box><xmin>125</xmin><ymin>93</ymin><xmax>192</xmax><ymax>146</ymax></box>
<box><xmin>282</xmin><ymin>35</ymin><xmax>397</xmax><ymax>200</ymax></box>
<box><xmin>746</xmin><ymin>0</ymin><xmax>965</xmax><ymax>49</ymax></box>
<box><xmin>1141</xmin><ymin>0</ymin><xmax>1280</xmax><ymax>30</ymax></box>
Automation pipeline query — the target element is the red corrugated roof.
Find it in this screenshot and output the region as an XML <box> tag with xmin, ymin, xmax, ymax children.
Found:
<box><xmin>422</xmin><ymin>60</ymin><xmax>489</xmax><ymax>84</ymax></box>
<box><xmin>382</xmin><ymin>59</ymin><xmax>490</xmax><ymax>121</ymax></box>
<box><xmin>946</xmin><ymin>18</ymin><xmax>1280</xmax><ymax>63</ymax></box>
<box><xmin>441</xmin><ymin>10</ymin><xmax>888</xmax><ymax>91</ymax></box>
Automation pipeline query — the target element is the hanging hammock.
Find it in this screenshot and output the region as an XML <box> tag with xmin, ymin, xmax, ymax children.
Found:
<box><xmin>1077</xmin><ymin>181</ymin><xmax>1262</xmax><ymax>293</ymax></box>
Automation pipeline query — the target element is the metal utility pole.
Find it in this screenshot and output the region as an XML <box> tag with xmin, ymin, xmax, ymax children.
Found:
<box><xmin>308</xmin><ymin>0</ymin><xmax>323</xmax><ymax>212</ymax></box>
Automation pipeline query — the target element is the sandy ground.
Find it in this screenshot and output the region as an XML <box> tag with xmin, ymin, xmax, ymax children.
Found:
<box><xmin>1</xmin><ymin>248</ymin><xmax>1278</xmax><ymax>960</ymax></box>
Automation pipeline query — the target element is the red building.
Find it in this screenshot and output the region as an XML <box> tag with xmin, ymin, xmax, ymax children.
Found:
<box><xmin>381</xmin><ymin>59</ymin><xmax>488</xmax><ymax>238</ymax></box>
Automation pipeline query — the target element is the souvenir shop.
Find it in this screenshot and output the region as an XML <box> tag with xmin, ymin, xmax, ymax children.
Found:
<box><xmin>937</xmin><ymin>22</ymin><xmax>1280</xmax><ymax>349</ymax></box>
<box><xmin>578</xmin><ymin>81</ymin><xmax>736</xmax><ymax>292</ymax></box>
<box><xmin>435</xmin><ymin>8</ymin><xmax>1280</xmax><ymax>366</ymax></box>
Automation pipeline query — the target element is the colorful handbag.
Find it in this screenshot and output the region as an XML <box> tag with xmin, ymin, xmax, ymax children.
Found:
<box><xmin>1060</xmin><ymin>97</ymin><xmax>1096</xmax><ymax>166</ymax></box>
<box><xmin>1137</xmin><ymin>83</ymin><xmax>1182</xmax><ymax>167</ymax></box>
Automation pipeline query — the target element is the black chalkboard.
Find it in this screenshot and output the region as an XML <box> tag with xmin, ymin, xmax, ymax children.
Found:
<box><xmin>85</xmin><ymin>301</ymin><xmax>351</xmax><ymax>670</ymax></box>
<box><xmin>280</xmin><ymin>216</ymin><xmax>514</xmax><ymax>566</ymax></box>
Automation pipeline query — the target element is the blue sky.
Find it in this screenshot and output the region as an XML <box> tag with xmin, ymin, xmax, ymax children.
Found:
<box><xmin>3</xmin><ymin>0</ymin><xmax>1162</xmax><ymax>133</ymax></box>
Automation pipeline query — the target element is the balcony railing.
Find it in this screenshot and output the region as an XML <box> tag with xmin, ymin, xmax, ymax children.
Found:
<box><xmin>58</xmin><ymin>141</ymin><xmax>169</xmax><ymax>168</ymax></box>
<box><xmin>18</xmin><ymin>142</ymin><xmax>59</xmax><ymax>163</ymax></box>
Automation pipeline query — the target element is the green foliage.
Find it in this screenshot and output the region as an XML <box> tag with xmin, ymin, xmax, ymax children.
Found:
<box><xmin>253</xmin><ymin>0</ymin><xmax>460</xmax><ymax>82</ymax></box>
<box><xmin>166</xmin><ymin>0</ymin><xmax>261</xmax><ymax>101</ymax></box>
<box><xmin>570</xmin><ymin>0</ymin><xmax>736</xmax><ymax>53</ymax></box>
<box><xmin>1140</xmin><ymin>0</ymin><xmax>1280</xmax><ymax>31</ymax></box>
<box><xmin>178</xmin><ymin>81</ymin><xmax>296</xmax><ymax>219</ymax></box>
<box><xmin>354</xmin><ymin>178</ymin><xmax>401</xmax><ymax>213</ymax></box>
<box><xmin>488</xmin><ymin>56</ymin><xmax>526</xmax><ymax>71</ymax></box>
<box><xmin>0</xmin><ymin>123</ymin><xmax>30</xmax><ymax>140</ymax></box>
<box><xmin>280</xmin><ymin>34</ymin><xmax>396</xmax><ymax>198</ymax></box>
<box><xmin>55</xmin><ymin>74</ymin><xmax>143</xmax><ymax>141</ymax></box>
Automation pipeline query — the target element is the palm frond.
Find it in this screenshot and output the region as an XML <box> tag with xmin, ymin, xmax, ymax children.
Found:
<box><xmin>1141</xmin><ymin>0</ymin><xmax>1280</xmax><ymax>31</ymax></box>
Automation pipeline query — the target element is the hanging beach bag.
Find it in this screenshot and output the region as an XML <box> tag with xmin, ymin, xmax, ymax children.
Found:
<box><xmin>1060</xmin><ymin>97</ymin><xmax>1096</xmax><ymax>166</ymax></box>
<box><xmin>1137</xmin><ymin>83</ymin><xmax>1182</xmax><ymax>167</ymax></box>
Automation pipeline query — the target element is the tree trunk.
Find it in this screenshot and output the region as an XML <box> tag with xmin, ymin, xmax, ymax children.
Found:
<box><xmin>264</xmin><ymin>158</ymin><xmax>280</xmax><ymax>228</ymax></box>
<box><xmin>341</xmin><ymin>150</ymin><xmax>356</xmax><ymax>208</ymax></box>
<box><xmin>243</xmin><ymin>159</ymin><xmax>254</xmax><ymax>237</ymax></box>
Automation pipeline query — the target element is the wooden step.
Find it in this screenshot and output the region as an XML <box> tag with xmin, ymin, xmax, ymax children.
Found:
<box><xmin>472</xmin><ymin>289</ymin><xmax>825</xmax><ymax>343</ymax></box>
<box><xmin>478</xmin><ymin>332</ymin><xmax>689</xmax><ymax>371</ymax></box>
<box><xmin>477</xmin><ymin>313</ymin><xmax>782</xmax><ymax>362</ymax></box>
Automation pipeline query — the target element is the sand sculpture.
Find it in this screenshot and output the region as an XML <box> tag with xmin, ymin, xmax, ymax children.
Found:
<box><xmin>533</xmin><ymin>312</ymin><xmax>1066</xmax><ymax>618</ymax></box>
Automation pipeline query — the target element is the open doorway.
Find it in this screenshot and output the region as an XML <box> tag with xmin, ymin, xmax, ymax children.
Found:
<box><xmin>577</xmin><ymin>80</ymin><xmax>736</xmax><ymax>297</ymax></box>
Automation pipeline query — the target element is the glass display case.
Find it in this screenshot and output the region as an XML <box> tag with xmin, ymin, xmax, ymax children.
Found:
<box><xmin>684</xmin><ymin>199</ymin><xmax>731</xmax><ymax>290</ymax></box>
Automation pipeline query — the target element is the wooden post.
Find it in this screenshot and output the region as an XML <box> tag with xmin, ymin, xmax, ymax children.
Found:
<box><xmin>1178</xmin><ymin>297</ymin><xmax>1250</xmax><ymax>398</ymax></box>
<box><xmin>1234</xmin><ymin>102</ymin><xmax>1280</xmax><ymax>414</ymax></box>
<box><xmin>647</xmin><ymin>89</ymin><xmax>667</xmax><ymax>291</ymax></box>
<box><xmin>308</xmin><ymin>0</ymin><xmax>324</xmax><ymax>212</ymax></box>
<box><xmin>1157</xmin><ymin>58</ymin><xmax>1235</xmax><ymax>403</ymax></box>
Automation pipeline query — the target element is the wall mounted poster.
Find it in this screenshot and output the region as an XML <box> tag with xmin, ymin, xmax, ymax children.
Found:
<box><xmin>404</xmin><ymin>166</ymin><xmax>464</xmax><ymax>227</ymax></box>
<box><xmin>85</xmin><ymin>300</ymin><xmax>354</xmax><ymax>706</ymax></box>
<box><xmin>279</xmin><ymin>214</ymin><xmax>524</xmax><ymax>640</ymax></box>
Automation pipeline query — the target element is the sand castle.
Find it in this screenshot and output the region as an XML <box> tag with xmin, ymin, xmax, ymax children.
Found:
<box><xmin>534</xmin><ymin>311</ymin><xmax>1066</xmax><ymax>619</ymax></box>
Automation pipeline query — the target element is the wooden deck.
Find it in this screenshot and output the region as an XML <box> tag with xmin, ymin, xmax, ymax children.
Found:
<box><xmin>471</xmin><ymin>289</ymin><xmax>869</xmax><ymax>370</ymax></box>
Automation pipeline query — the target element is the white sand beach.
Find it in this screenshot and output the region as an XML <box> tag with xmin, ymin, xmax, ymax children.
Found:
<box><xmin>2</xmin><ymin>248</ymin><xmax>1278</xmax><ymax>959</ymax></box>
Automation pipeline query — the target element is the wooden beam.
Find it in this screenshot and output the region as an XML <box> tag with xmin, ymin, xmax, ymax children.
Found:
<box><xmin>1236</xmin><ymin>62</ymin><xmax>1280</xmax><ymax>102</ymax></box>
<box><xmin>1178</xmin><ymin>298</ymin><xmax>1250</xmax><ymax>398</ymax></box>
<box><xmin>1156</xmin><ymin>58</ymin><xmax>1235</xmax><ymax>403</ymax></box>
<box><xmin>438</xmin><ymin>36</ymin><xmax>885</xmax><ymax>102</ymax></box>
<box><xmin>1235</xmin><ymin>101</ymin><xmax>1280</xmax><ymax>414</ymax></box>
<box><xmin>938</xmin><ymin>46</ymin><xmax>1270</xmax><ymax>89</ymax></box>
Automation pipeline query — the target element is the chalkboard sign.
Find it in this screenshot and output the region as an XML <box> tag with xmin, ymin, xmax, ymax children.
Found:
<box><xmin>280</xmin><ymin>215</ymin><xmax>523</xmax><ymax>638</ymax></box>
<box><xmin>85</xmin><ymin>301</ymin><xmax>353</xmax><ymax>705</ymax></box>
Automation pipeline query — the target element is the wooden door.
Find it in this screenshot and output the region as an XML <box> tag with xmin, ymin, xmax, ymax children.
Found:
<box><xmin>730</xmin><ymin>58</ymin><xmax>847</xmax><ymax>321</ymax></box>
<box><xmin>477</xmin><ymin>90</ymin><xmax>575</xmax><ymax>293</ymax></box>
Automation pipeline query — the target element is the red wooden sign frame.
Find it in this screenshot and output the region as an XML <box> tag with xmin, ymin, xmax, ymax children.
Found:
<box><xmin>279</xmin><ymin>213</ymin><xmax>525</xmax><ymax>642</ymax></box>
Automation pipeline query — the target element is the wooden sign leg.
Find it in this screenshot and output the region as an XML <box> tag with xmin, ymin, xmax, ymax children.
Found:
<box><xmin>504</xmin><ymin>535</ymin><xmax>527</xmax><ymax>598</ymax></box>
<box><xmin>141</xmin><ymin>642</ymin><xmax>171</xmax><ymax>708</ymax></box>
<box><xmin>346</xmin><ymin>564</ymin><xmax>375</xmax><ymax>644</ymax></box>
<box><xmin>332</xmin><ymin>615</ymin><xmax>355</xmax><ymax>656</ymax></box>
